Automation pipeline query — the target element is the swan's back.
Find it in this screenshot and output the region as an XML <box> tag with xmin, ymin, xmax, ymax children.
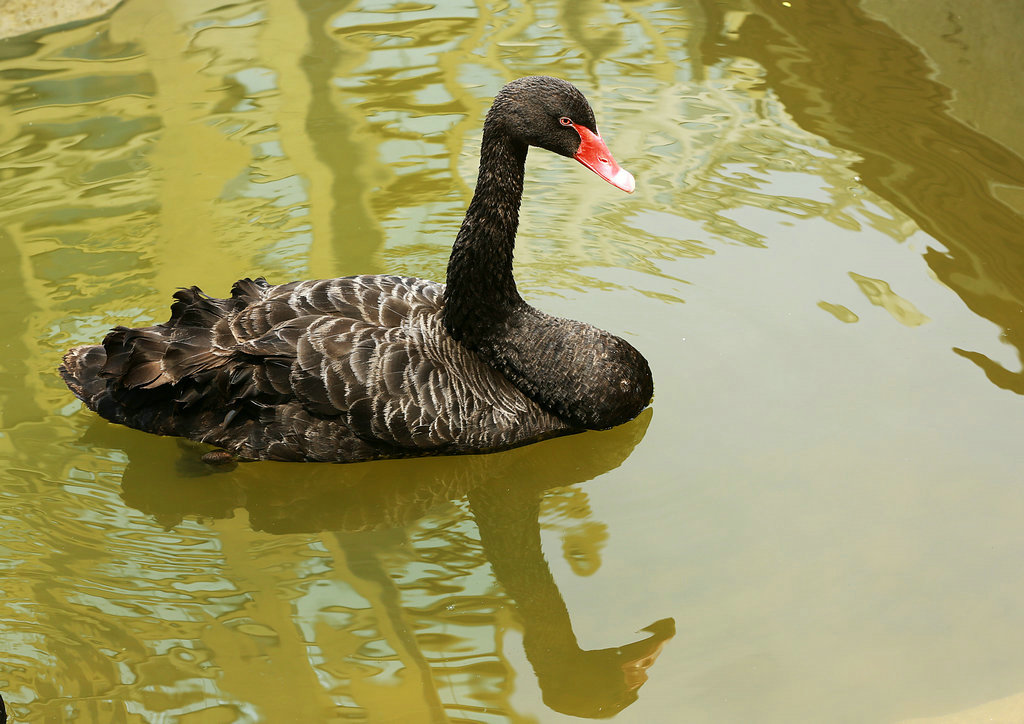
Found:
<box><xmin>60</xmin><ymin>277</ymin><xmax>571</xmax><ymax>462</ymax></box>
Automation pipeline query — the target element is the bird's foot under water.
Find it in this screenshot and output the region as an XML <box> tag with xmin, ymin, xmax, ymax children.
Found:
<box><xmin>201</xmin><ymin>449</ymin><xmax>238</xmax><ymax>468</ymax></box>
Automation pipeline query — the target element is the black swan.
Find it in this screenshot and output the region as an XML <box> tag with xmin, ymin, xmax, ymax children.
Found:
<box><xmin>59</xmin><ymin>76</ymin><xmax>653</xmax><ymax>463</ymax></box>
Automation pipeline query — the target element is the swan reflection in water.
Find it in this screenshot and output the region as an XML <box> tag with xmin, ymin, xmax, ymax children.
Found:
<box><xmin>90</xmin><ymin>408</ymin><xmax>672</xmax><ymax>719</ymax></box>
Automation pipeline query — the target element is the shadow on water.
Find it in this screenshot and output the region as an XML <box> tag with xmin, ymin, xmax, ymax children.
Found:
<box><xmin>707</xmin><ymin>0</ymin><xmax>1024</xmax><ymax>393</ymax></box>
<box><xmin>81</xmin><ymin>408</ymin><xmax>673</xmax><ymax>720</ymax></box>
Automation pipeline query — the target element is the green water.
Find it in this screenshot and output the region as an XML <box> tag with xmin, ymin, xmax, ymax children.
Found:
<box><xmin>2</xmin><ymin>1</ymin><xmax>1024</xmax><ymax>721</ymax></box>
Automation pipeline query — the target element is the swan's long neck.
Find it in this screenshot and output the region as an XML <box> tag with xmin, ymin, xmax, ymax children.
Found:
<box><xmin>440</xmin><ymin>107</ymin><xmax>653</xmax><ymax>432</ymax></box>
<box><xmin>441</xmin><ymin>121</ymin><xmax>528</xmax><ymax>343</ymax></box>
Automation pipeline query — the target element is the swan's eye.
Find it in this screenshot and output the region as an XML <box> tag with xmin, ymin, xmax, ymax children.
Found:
<box><xmin>559</xmin><ymin>116</ymin><xmax>573</xmax><ymax>126</ymax></box>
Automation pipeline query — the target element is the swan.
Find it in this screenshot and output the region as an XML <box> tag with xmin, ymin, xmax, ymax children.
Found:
<box><xmin>59</xmin><ymin>76</ymin><xmax>653</xmax><ymax>463</ymax></box>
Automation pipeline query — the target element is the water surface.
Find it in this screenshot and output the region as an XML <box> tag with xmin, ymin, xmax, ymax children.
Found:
<box><xmin>2</xmin><ymin>1</ymin><xmax>1024</xmax><ymax>722</ymax></box>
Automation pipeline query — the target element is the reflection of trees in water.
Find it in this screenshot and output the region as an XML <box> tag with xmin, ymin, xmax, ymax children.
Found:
<box><xmin>709</xmin><ymin>0</ymin><xmax>1024</xmax><ymax>393</ymax></box>
<box><xmin>105</xmin><ymin>409</ymin><xmax>672</xmax><ymax>720</ymax></box>
<box><xmin>541</xmin><ymin>485</ymin><xmax>609</xmax><ymax>577</ymax></box>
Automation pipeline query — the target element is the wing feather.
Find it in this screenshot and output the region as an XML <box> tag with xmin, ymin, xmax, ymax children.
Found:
<box><xmin>80</xmin><ymin>275</ymin><xmax>570</xmax><ymax>461</ymax></box>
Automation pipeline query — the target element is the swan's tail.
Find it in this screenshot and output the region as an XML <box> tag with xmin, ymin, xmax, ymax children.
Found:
<box><xmin>60</xmin><ymin>343</ymin><xmax>143</xmax><ymax>428</ymax></box>
<box><xmin>59</xmin><ymin>344</ymin><xmax>108</xmax><ymax>409</ymax></box>
<box><xmin>58</xmin><ymin>283</ymin><xmax>265</xmax><ymax>433</ymax></box>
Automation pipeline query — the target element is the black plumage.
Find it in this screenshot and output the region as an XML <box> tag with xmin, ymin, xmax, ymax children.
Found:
<box><xmin>59</xmin><ymin>77</ymin><xmax>653</xmax><ymax>463</ymax></box>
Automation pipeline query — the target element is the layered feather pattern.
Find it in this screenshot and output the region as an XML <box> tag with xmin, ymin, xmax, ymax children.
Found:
<box><xmin>60</xmin><ymin>276</ymin><xmax>571</xmax><ymax>462</ymax></box>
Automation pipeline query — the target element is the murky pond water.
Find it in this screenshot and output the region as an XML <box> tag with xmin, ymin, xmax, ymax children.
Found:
<box><xmin>2</xmin><ymin>0</ymin><xmax>1024</xmax><ymax>721</ymax></box>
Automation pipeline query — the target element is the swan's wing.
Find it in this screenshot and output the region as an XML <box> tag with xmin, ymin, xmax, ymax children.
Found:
<box><xmin>256</xmin><ymin>278</ymin><xmax>563</xmax><ymax>451</ymax></box>
<box><xmin>93</xmin><ymin>276</ymin><xmax>566</xmax><ymax>456</ymax></box>
<box><xmin>98</xmin><ymin>275</ymin><xmax>430</xmax><ymax>394</ymax></box>
<box><xmin>287</xmin><ymin>308</ymin><xmax>559</xmax><ymax>451</ymax></box>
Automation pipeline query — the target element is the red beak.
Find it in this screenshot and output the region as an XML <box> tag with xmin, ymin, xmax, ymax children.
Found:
<box><xmin>571</xmin><ymin>123</ymin><xmax>635</xmax><ymax>193</ymax></box>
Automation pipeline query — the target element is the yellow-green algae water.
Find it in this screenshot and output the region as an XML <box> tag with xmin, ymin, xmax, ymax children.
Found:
<box><xmin>2</xmin><ymin>1</ymin><xmax>1024</xmax><ymax>721</ymax></box>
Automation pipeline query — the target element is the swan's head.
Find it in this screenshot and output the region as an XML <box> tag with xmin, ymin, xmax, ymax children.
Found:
<box><xmin>488</xmin><ymin>76</ymin><xmax>635</xmax><ymax>193</ymax></box>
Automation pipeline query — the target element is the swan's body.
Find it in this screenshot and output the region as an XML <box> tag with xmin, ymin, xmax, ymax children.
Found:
<box><xmin>60</xmin><ymin>77</ymin><xmax>652</xmax><ymax>463</ymax></box>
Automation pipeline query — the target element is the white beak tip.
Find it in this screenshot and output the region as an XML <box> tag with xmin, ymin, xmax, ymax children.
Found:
<box><xmin>613</xmin><ymin>168</ymin><xmax>636</xmax><ymax>194</ymax></box>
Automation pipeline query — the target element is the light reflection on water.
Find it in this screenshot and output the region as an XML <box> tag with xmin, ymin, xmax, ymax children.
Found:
<box><xmin>1</xmin><ymin>0</ymin><xmax>1024</xmax><ymax>722</ymax></box>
